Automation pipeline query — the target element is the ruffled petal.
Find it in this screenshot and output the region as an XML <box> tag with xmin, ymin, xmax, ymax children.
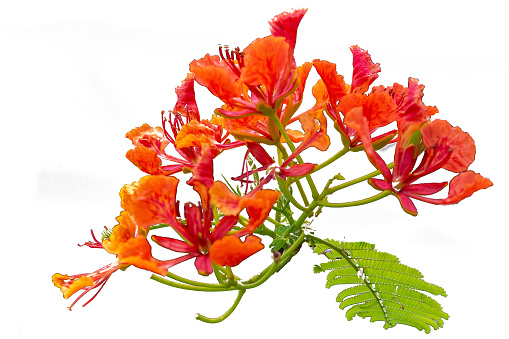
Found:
<box><xmin>269</xmin><ymin>8</ymin><xmax>307</xmax><ymax>50</ymax></box>
<box><xmin>126</xmin><ymin>146</ymin><xmax>173</xmax><ymax>175</ymax></box>
<box><xmin>127</xmin><ymin>175</ymin><xmax>184</xmax><ymax>237</ymax></box>
<box><xmin>190</xmin><ymin>54</ymin><xmax>241</xmax><ymax>105</ymax></box>
<box><xmin>174</xmin><ymin>73</ymin><xmax>200</xmax><ymax>121</ymax></box>
<box><xmin>313</xmin><ymin>59</ymin><xmax>349</xmax><ymax>106</ymax></box>
<box><xmin>420</xmin><ymin>119</ymin><xmax>476</xmax><ymax>172</ymax></box>
<box><xmin>240</xmin><ymin>36</ymin><xmax>290</xmax><ymax>103</ymax></box>
<box><xmin>209</xmin><ymin>235</ymin><xmax>264</xmax><ymax>267</ymax></box>
<box><xmin>350</xmin><ymin>45</ymin><xmax>381</xmax><ymax>94</ymax></box>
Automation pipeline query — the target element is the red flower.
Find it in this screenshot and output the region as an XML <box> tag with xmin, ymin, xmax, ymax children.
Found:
<box><xmin>135</xmin><ymin>150</ymin><xmax>279</xmax><ymax>275</ymax></box>
<box><xmin>344</xmin><ymin>78</ymin><xmax>492</xmax><ymax>215</ymax></box>
<box><xmin>311</xmin><ymin>46</ymin><xmax>432</xmax><ymax>150</ymax></box>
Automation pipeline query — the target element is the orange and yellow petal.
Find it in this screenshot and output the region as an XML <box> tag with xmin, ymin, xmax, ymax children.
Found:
<box><xmin>240</xmin><ymin>36</ymin><xmax>290</xmax><ymax>97</ymax></box>
<box><xmin>190</xmin><ymin>54</ymin><xmax>240</xmax><ymax>104</ymax></box>
<box><xmin>175</xmin><ymin>120</ymin><xmax>217</xmax><ymax>149</ymax></box>
<box><xmin>126</xmin><ymin>146</ymin><xmax>169</xmax><ymax>175</ymax></box>
<box><xmin>209</xmin><ymin>235</ymin><xmax>264</xmax><ymax>267</ymax></box>
<box><xmin>128</xmin><ymin>175</ymin><xmax>181</xmax><ymax>231</ymax></box>
<box><xmin>52</xmin><ymin>273</ymin><xmax>94</xmax><ymax>299</ymax></box>
<box><xmin>312</xmin><ymin>59</ymin><xmax>349</xmax><ymax>105</ymax></box>
<box><xmin>126</xmin><ymin>124</ymin><xmax>166</xmax><ymax>146</ymax></box>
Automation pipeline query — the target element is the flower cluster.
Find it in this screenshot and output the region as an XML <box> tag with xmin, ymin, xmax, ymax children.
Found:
<box><xmin>53</xmin><ymin>8</ymin><xmax>491</xmax><ymax>325</ymax></box>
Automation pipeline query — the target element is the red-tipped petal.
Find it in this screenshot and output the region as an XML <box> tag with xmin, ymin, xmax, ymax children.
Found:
<box><xmin>400</xmin><ymin>182</ymin><xmax>448</xmax><ymax>196</ymax></box>
<box><xmin>350</xmin><ymin>45</ymin><xmax>381</xmax><ymax>94</ymax></box>
<box><xmin>409</xmin><ymin>171</ymin><xmax>492</xmax><ymax>205</ymax></box>
<box><xmin>211</xmin><ymin>215</ymin><xmax>239</xmax><ymax>242</ymax></box>
<box><xmin>269</xmin><ymin>8</ymin><xmax>308</xmax><ymax>50</ymax></box>
<box><xmin>369</xmin><ymin>178</ymin><xmax>392</xmax><ymax>191</ymax></box>
<box><xmin>174</xmin><ymin>73</ymin><xmax>200</xmax><ymax>121</ymax></box>
<box><xmin>190</xmin><ymin>54</ymin><xmax>240</xmax><ymax>105</ymax></box>
<box><xmin>151</xmin><ymin>235</ymin><xmax>196</xmax><ymax>253</ymax></box>
<box><xmin>247</xmin><ymin>142</ymin><xmax>274</xmax><ymax>166</ymax></box>
<box><xmin>126</xmin><ymin>146</ymin><xmax>173</xmax><ymax>175</ymax></box>
<box><xmin>279</xmin><ymin>163</ymin><xmax>316</xmax><ymax>179</ymax></box>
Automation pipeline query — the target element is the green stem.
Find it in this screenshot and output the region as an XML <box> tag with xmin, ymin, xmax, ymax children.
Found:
<box><xmin>213</xmin><ymin>264</ymin><xmax>227</xmax><ymax>285</ymax></box>
<box><xmin>295</xmin><ymin>179</ymin><xmax>310</xmax><ymax>206</ymax></box>
<box><xmin>277</xmin><ymin>177</ymin><xmax>307</xmax><ymax>211</ymax></box>
<box><xmin>326</xmin><ymin>162</ymin><xmax>394</xmax><ymax>195</ymax></box>
<box><xmin>317</xmin><ymin>191</ymin><xmax>391</xmax><ymax>208</ymax></box>
<box><xmin>313</xmin><ymin>147</ymin><xmax>349</xmax><ymax>173</ymax></box>
<box><xmin>264</xmin><ymin>216</ymin><xmax>284</xmax><ymax>227</ymax></box>
<box><xmin>164</xmin><ymin>271</ymin><xmax>228</xmax><ymax>289</ymax></box>
<box><xmin>196</xmin><ymin>290</ymin><xmax>246</xmax><ymax>323</ymax></box>
<box><xmin>150</xmin><ymin>275</ymin><xmax>235</xmax><ymax>292</ymax></box>
<box><xmin>268</xmin><ymin>114</ymin><xmax>319</xmax><ymax>199</ymax></box>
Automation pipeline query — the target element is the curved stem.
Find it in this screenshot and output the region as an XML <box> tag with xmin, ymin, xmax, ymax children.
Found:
<box><xmin>196</xmin><ymin>290</ymin><xmax>246</xmax><ymax>323</ymax></box>
<box><xmin>277</xmin><ymin>177</ymin><xmax>307</xmax><ymax>211</ymax></box>
<box><xmin>268</xmin><ymin>114</ymin><xmax>319</xmax><ymax>199</ymax></box>
<box><xmin>295</xmin><ymin>180</ymin><xmax>310</xmax><ymax>206</ymax></box>
<box><xmin>150</xmin><ymin>275</ymin><xmax>235</xmax><ymax>292</ymax></box>
<box><xmin>239</xmin><ymin>232</ymin><xmax>305</xmax><ymax>289</ymax></box>
<box><xmin>163</xmin><ymin>271</ymin><xmax>229</xmax><ymax>289</ymax></box>
<box><xmin>326</xmin><ymin>162</ymin><xmax>394</xmax><ymax>195</ymax></box>
<box><xmin>313</xmin><ymin>147</ymin><xmax>349</xmax><ymax>173</ymax></box>
<box><xmin>317</xmin><ymin>191</ymin><xmax>391</xmax><ymax>208</ymax></box>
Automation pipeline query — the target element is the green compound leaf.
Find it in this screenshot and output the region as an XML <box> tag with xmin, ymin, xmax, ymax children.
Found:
<box><xmin>313</xmin><ymin>239</ymin><xmax>448</xmax><ymax>333</ymax></box>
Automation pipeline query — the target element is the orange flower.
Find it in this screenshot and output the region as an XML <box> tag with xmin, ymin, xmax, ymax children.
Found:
<box><xmin>126</xmin><ymin>74</ymin><xmax>243</xmax><ymax>175</ymax></box>
<box><xmin>53</xmin><ymin>210</ymin><xmax>182</xmax><ymax>310</ymax></box>
<box><xmin>189</xmin><ymin>10</ymin><xmax>312</xmax><ymax>148</ymax></box>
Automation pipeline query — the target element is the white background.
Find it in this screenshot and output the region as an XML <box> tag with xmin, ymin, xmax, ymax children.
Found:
<box><xmin>1</xmin><ymin>0</ymin><xmax>507</xmax><ymax>338</ymax></box>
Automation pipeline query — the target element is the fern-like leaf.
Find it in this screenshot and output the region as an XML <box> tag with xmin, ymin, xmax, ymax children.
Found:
<box><xmin>313</xmin><ymin>239</ymin><xmax>448</xmax><ymax>333</ymax></box>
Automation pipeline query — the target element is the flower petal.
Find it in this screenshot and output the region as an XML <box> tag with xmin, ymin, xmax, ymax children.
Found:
<box><xmin>269</xmin><ymin>8</ymin><xmax>307</xmax><ymax>50</ymax></box>
<box><xmin>420</xmin><ymin>119</ymin><xmax>476</xmax><ymax>172</ymax></box>
<box><xmin>409</xmin><ymin>171</ymin><xmax>492</xmax><ymax>205</ymax></box>
<box><xmin>400</xmin><ymin>182</ymin><xmax>448</xmax><ymax>196</ymax></box>
<box><xmin>126</xmin><ymin>146</ymin><xmax>173</xmax><ymax>175</ymax></box>
<box><xmin>127</xmin><ymin>175</ymin><xmax>185</xmax><ymax>238</ymax></box>
<box><xmin>194</xmin><ymin>255</ymin><xmax>213</xmax><ymax>276</ymax></box>
<box><xmin>174</xmin><ymin>73</ymin><xmax>200</xmax><ymax>121</ymax></box>
<box><xmin>344</xmin><ymin>107</ymin><xmax>392</xmax><ymax>181</ymax></box>
<box><xmin>240</xmin><ymin>36</ymin><xmax>290</xmax><ymax>102</ymax></box>
<box><xmin>350</xmin><ymin>45</ymin><xmax>381</xmax><ymax>94</ymax></box>
<box><xmin>190</xmin><ymin>54</ymin><xmax>240</xmax><ymax>105</ymax></box>
<box><xmin>313</xmin><ymin>59</ymin><xmax>349</xmax><ymax>106</ymax></box>
<box><xmin>209</xmin><ymin>235</ymin><xmax>264</xmax><ymax>267</ymax></box>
